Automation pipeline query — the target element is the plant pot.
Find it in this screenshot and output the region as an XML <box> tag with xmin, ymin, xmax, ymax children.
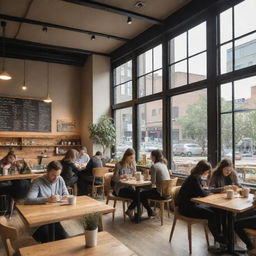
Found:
<box><xmin>85</xmin><ymin>227</ymin><xmax>98</xmax><ymax>247</ymax></box>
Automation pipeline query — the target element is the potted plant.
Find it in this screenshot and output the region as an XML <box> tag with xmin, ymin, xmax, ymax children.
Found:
<box><xmin>83</xmin><ymin>214</ymin><xmax>100</xmax><ymax>247</ymax></box>
<box><xmin>88</xmin><ymin>115</ymin><xmax>116</xmax><ymax>155</ymax></box>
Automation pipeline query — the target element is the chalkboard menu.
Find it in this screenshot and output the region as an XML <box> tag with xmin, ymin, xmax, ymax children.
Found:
<box><xmin>0</xmin><ymin>97</ymin><xmax>51</xmax><ymax>132</ymax></box>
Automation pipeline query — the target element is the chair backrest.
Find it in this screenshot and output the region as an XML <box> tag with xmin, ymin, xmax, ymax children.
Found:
<box><xmin>160</xmin><ymin>178</ymin><xmax>178</xmax><ymax>197</ymax></box>
<box><xmin>92</xmin><ymin>167</ymin><xmax>110</xmax><ymax>178</ymax></box>
<box><xmin>0</xmin><ymin>216</ymin><xmax>18</xmax><ymax>256</ymax></box>
<box><xmin>104</xmin><ymin>173</ymin><xmax>114</xmax><ymax>193</ymax></box>
<box><xmin>170</xmin><ymin>186</ymin><xmax>181</xmax><ymax>208</ymax></box>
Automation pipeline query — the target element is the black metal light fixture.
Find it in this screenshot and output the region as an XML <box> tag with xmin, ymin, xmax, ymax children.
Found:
<box><xmin>91</xmin><ymin>34</ymin><xmax>96</xmax><ymax>40</ymax></box>
<box><xmin>127</xmin><ymin>16</ymin><xmax>132</xmax><ymax>24</ymax></box>
<box><xmin>0</xmin><ymin>21</ymin><xmax>12</xmax><ymax>80</ymax></box>
<box><xmin>22</xmin><ymin>59</ymin><xmax>27</xmax><ymax>90</ymax></box>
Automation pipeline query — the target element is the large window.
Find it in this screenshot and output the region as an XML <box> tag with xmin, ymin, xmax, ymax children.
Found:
<box><xmin>138</xmin><ymin>100</ymin><xmax>163</xmax><ymax>159</ymax></box>
<box><xmin>111</xmin><ymin>0</ymin><xmax>256</xmax><ymax>185</ymax></box>
<box><xmin>114</xmin><ymin>108</ymin><xmax>133</xmax><ymax>158</ymax></box>
<box><xmin>113</xmin><ymin>61</ymin><xmax>132</xmax><ymax>104</ymax></box>
<box><xmin>171</xmin><ymin>89</ymin><xmax>207</xmax><ymax>175</ymax></box>
<box><xmin>137</xmin><ymin>45</ymin><xmax>162</xmax><ymax>97</ymax></box>
<box><xmin>219</xmin><ymin>0</ymin><xmax>256</xmax><ymax>74</ymax></box>
<box><xmin>169</xmin><ymin>22</ymin><xmax>207</xmax><ymax>88</ymax></box>
<box><xmin>221</xmin><ymin>76</ymin><xmax>256</xmax><ymax>184</ymax></box>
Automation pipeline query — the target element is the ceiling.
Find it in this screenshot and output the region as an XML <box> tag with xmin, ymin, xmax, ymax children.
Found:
<box><xmin>0</xmin><ymin>0</ymin><xmax>191</xmax><ymax>64</ymax></box>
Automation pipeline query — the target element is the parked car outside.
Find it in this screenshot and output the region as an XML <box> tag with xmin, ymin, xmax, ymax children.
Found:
<box><xmin>173</xmin><ymin>143</ymin><xmax>203</xmax><ymax>157</ymax></box>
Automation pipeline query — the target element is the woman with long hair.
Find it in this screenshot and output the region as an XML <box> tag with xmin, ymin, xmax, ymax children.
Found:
<box><xmin>140</xmin><ymin>150</ymin><xmax>170</xmax><ymax>217</ymax></box>
<box><xmin>60</xmin><ymin>149</ymin><xmax>80</xmax><ymax>186</ymax></box>
<box><xmin>178</xmin><ymin>160</ymin><xmax>225</xmax><ymax>244</ymax></box>
<box><xmin>112</xmin><ymin>148</ymin><xmax>137</xmax><ymax>219</ymax></box>
<box><xmin>209</xmin><ymin>158</ymin><xmax>239</xmax><ymax>191</ymax></box>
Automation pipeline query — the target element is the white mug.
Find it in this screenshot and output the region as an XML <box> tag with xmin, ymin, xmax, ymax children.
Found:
<box><xmin>55</xmin><ymin>195</ymin><xmax>61</xmax><ymax>202</ymax></box>
<box><xmin>226</xmin><ymin>189</ymin><xmax>234</xmax><ymax>199</ymax></box>
<box><xmin>135</xmin><ymin>172</ymin><xmax>142</xmax><ymax>181</ymax></box>
<box><xmin>67</xmin><ymin>195</ymin><xmax>77</xmax><ymax>205</ymax></box>
<box><xmin>2</xmin><ymin>168</ymin><xmax>8</xmax><ymax>176</ymax></box>
<box><xmin>242</xmin><ymin>188</ymin><xmax>250</xmax><ymax>198</ymax></box>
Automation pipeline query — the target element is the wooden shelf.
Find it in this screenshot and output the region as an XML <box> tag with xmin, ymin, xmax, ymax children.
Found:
<box><xmin>56</xmin><ymin>145</ymin><xmax>82</xmax><ymax>147</ymax></box>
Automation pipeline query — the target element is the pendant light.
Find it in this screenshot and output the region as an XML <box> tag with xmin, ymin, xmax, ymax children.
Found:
<box><xmin>0</xmin><ymin>21</ymin><xmax>12</xmax><ymax>80</ymax></box>
<box><xmin>43</xmin><ymin>62</ymin><xmax>52</xmax><ymax>103</ymax></box>
<box><xmin>22</xmin><ymin>59</ymin><xmax>27</xmax><ymax>90</ymax></box>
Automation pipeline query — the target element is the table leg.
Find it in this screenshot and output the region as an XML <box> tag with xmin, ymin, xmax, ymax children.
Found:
<box><xmin>135</xmin><ymin>187</ymin><xmax>141</xmax><ymax>224</ymax></box>
<box><xmin>98</xmin><ymin>215</ymin><xmax>104</xmax><ymax>231</ymax></box>
<box><xmin>48</xmin><ymin>223</ymin><xmax>55</xmax><ymax>241</ymax></box>
<box><xmin>227</xmin><ymin>211</ymin><xmax>235</xmax><ymax>254</ymax></box>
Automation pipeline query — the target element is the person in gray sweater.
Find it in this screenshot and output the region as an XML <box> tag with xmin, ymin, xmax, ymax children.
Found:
<box><xmin>25</xmin><ymin>161</ymin><xmax>69</xmax><ymax>243</ymax></box>
<box><xmin>140</xmin><ymin>150</ymin><xmax>170</xmax><ymax>217</ymax></box>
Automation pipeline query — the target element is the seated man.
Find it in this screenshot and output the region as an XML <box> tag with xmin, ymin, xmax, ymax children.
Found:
<box><xmin>75</xmin><ymin>146</ymin><xmax>90</xmax><ymax>169</ymax></box>
<box><xmin>25</xmin><ymin>161</ymin><xmax>69</xmax><ymax>243</ymax></box>
<box><xmin>235</xmin><ymin>216</ymin><xmax>256</xmax><ymax>255</ymax></box>
<box><xmin>77</xmin><ymin>151</ymin><xmax>103</xmax><ymax>195</ymax></box>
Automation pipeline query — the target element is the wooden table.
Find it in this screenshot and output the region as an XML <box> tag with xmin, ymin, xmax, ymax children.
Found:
<box><xmin>192</xmin><ymin>193</ymin><xmax>255</xmax><ymax>255</ymax></box>
<box><xmin>0</xmin><ymin>173</ymin><xmax>44</xmax><ymax>182</ymax></box>
<box><xmin>19</xmin><ymin>231</ymin><xmax>137</xmax><ymax>256</ymax></box>
<box><xmin>120</xmin><ymin>179</ymin><xmax>151</xmax><ymax>223</ymax></box>
<box><xmin>16</xmin><ymin>196</ymin><xmax>115</xmax><ymax>241</ymax></box>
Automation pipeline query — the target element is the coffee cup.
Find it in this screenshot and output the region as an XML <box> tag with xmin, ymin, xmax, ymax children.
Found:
<box><xmin>55</xmin><ymin>195</ymin><xmax>61</xmax><ymax>202</ymax></box>
<box><xmin>2</xmin><ymin>168</ymin><xmax>8</xmax><ymax>176</ymax></box>
<box><xmin>143</xmin><ymin>170</ymin><xmax>150</xmax><ymax>180</ymax></box>
<box><xmin>135</xmin><ymin>172</ymin><xmax>142</xmax><ymax>181</ymax></box>
<box><xmin>67</xmin><ymin>195</ymin><xmax>77</xmax><ymax>205</ymax></box>
<box><xmin>242</xmin><ymin>187</ymin><xmax>250</xmax><ymax>198</ymax></box>
<box><xmin>226</xmin><ymin>189</ymin><xmax>234</xmax><ymax>199</ymax></box>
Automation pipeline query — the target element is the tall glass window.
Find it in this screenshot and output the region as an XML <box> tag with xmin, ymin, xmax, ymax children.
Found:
<box><xmin>221</xmin><ymin>76</ymin><xmax>256</xmax><ymax>184</ymax></box>
<box><xmin>219</xmin><ymin>0</ymin><xmax>256</xmax><ymax>74</ymax></box>
<box><xmin>137</xmin><ymin>45</ymin><xmax>162</xmax><ymax>97</ymax></box>
<box><xmin>169</xmin><ymin>22</ymin><xmax>207</xmax><ymax>88</ymax></box>
<box><xmin>113</xmin><ymin>61</ymin><xmax>132</xmax><ymax>104</ymax></box>
<box><xmin>114</xmin><ymin>107</ymin><xmax>133</xmax><ymax>158</ymax></box>
<box><xmin>171</xmin><ymin>89</ymin><xmax>207</xmax><ymax>175</ymax></box>
<box><xmin>138</xmin><ymin>100</ymin><xmax>163</xmax><ymax>159</ymax></box>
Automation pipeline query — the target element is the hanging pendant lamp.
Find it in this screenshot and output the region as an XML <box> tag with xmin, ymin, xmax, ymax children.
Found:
<box><xmin>43</xmin><ymin>62</ymin><xmax>52</xmax><ymax>103</ymax></box>
<box><xmin>0</xmin><ymin>21</ymin><xmax>11</xmax><ymax>80</ymax></box>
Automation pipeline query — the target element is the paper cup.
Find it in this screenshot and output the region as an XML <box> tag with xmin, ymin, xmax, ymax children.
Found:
<box><xmin>226</xmin><ymin>189</ymin><xmax>234</xmax><ymax>199</ymax></box>
<box><xmin>67</xmin><ymin>195</ymin><xmax>77</xmax><ymax>205</ymax></box>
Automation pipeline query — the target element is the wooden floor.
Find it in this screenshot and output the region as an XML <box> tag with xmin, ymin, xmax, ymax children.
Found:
<box><xmin>0</xmin><ymin>200</ymin><xmax>247</xmax><ymax>256</ymax></box>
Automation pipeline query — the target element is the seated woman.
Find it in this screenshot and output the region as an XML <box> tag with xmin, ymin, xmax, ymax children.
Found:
<box><xmin>25</xmin><ymin>161</ymin><xmax>69</xmax><ymax>243</ymax></box>
<box><xmin>235</xmin><ymin>216</ymin><xmax>256</xmax><ymax>255</ymax></box>
<box><xmin>0</xmin><ymin>151</ymin><xmax>30</xmax><ymax>199</ymax></box>
<box><xmin>209</xmin><ymin>158</ymin><xmax>239</xmax><ymax>192</ymax></box>
<box><xmin>112</xmin><ymin>148</ymin><xmax>136</xmax><ymax>219</ymax></box>
<box><xmin>178</xmin><ymin>160</ymin><xmax>225</xmax><ymax>244</ymax></box>
<box><xmin>75</xmin><ymin>146</ymin><xmax>90</xmax><ymax>169</ymax></box>
<box><xmin>77</xmin><ymin>151</ymin><xmax>103</xmax><ymax>195</ymax></box>
<box><xmin>60</xmin><ymin>149</ymin><xmax>80</xmax><ymax>187</ymax></box>
<box><xmin>140</xmin><ymin>150</ymin><xmax>170</xmax><ymax>217</ymax></box>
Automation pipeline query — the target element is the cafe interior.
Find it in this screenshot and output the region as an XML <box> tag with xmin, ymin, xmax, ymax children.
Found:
<box><xmin>0</xmin><ymin>0</ymin><xmax>256</xmax><ymax>255</ymax></box>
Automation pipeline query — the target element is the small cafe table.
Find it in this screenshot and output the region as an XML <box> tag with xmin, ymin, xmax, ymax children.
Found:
<box><xmin>0</xmin><ymin>173</ymin><xmax>44</xmax><ymax>182</ymax></box>
<box><xmin>19</xmin><ymin>231</ymin><xmax>137</xmax><ymax>256</ymax></box>
<box><xmin>16</xmin><ymin>196</ymin><xmax>115</xmax><ymax>241</ymax></box>
<box><xmin>120</xmin><ymin>179</ymin><xmax>151</xmax><ymax>223</ymax></box>
<box><xmin>192</xmin><ymin>193</ymin><xmax>255</xmax><ymax>255</ymax></box>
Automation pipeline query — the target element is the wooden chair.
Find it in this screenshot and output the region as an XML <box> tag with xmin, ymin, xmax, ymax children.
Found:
<box><xmin>245</xmin><ymin>228</ymin><xmax>256</xmax><ymax>247</ymax></box>
<box><xmin>67</xmin><ymin>183</ymin><xmax>78</xmax><ymax>196</ymax></box>
<box><xmin>149</xmin><ymin>178</ymin><xmax>178</xmax><ymax>225</ymax></box>
<box><xmin>105</xmin><ymin>173</ymin><xmax>131</xmax><ymax>222</ymax></box>
<box><xmin>0</xmin><ymin>216</ymin><xmax>18</xmax><ymax>256</ymax></box>
<box><xmin>0</xmin><ymin>216</ymin><xmax>38</xmax><ymax>256</ymax></box>
<box><xmin>90</xmin><ymin>167</ymin><xmax>109</xmax><ymax>199</ymax></box>
<box><xmin>169</xmin><ymin>186</ymin><xmax>210</xmax><ymax>254</ymax></box>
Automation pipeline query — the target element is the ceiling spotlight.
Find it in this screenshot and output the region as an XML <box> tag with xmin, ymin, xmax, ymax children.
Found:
<box><xmin>135</xmin><ymin>1</ymin><xmax>145</xmax><ymax>8</ymax></box>
<box><xmin>91</xmin><ymin>35</ymin><xmax>95</xmax><ymax>40</ymax></box>
<box><xmin>127</xmin><ymin>16</ymin><xmax>132</xmax><ymax>24</ymax></box>
<box><xmin>42</xmin><ymin>26</ymin><xmax>47</xmax><ymax>32</ymax></box>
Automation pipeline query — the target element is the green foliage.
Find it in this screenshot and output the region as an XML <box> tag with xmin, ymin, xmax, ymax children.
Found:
<box><xmin>177</xmin><ymin>96</ymin><xmax>207</xmax><ymax>148</ymax></box>
<box><xmin>83</xmin><ymin>214</ymin><xmax>100</xmax><ymax>231</ymax></box>
<box><xmin>88</xmin><ymin>115</ymin><xmax>116</xmax><ymax>153</ymax></box>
